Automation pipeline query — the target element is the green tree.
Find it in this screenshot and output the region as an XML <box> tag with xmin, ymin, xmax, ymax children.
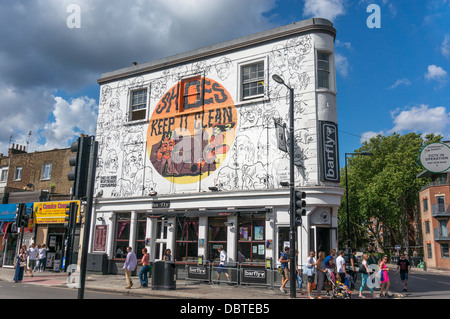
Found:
<box><xmin>339</xmin><ymin>133</ymin><xmax>442</xmax><ymax>252</ymax></box>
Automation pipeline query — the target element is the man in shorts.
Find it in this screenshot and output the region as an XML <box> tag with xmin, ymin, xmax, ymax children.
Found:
<box><xmin>279</xmin><ymin>246</ymin><xmax>290</xmax><ymax>293</ymax></box>
<box><xmin>216</xmin><ymin>246</ymin><xmax>231</xmax><ymax>284</ymax></box>
<box><xmin>396</xmin><ymin>253</ymin><xmax>411</xmax><ymax>292</ymax></box>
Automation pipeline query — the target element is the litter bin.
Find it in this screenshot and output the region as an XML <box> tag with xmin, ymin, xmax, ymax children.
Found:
<box><xmin>151</xmin><ymin>261</ymin><xmax>176</xmax><ymax>290</ymax></box>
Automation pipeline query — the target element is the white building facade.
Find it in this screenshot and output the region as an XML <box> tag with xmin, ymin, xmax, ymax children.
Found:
<box><xmin>91</xmin><ymin>18</ymin><xmax>344</xmax><ymax>273</ymax></box>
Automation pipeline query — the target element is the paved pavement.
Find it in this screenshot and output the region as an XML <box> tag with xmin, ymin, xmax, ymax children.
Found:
<box><xmin>1</xmin><ymin>264</ymin><xmax>449</xmax><ymax>299</ymax></box>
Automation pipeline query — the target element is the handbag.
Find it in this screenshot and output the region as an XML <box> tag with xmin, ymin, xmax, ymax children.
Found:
<box><xmin>304</xmin><ymin>264</ymin><xmax>313</xmax><ymax>276</ymax></box>
<box><xmin>19</xmin><ymin>261</ymin><xmax>26</xmax><ymax>267</ymax></box>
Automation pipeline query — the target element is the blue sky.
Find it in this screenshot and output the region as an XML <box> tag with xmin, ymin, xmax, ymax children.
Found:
<box><xmin>0</xmin><ymin>0</ymin><xmax>448</xmax><ymax>169</ymax></box>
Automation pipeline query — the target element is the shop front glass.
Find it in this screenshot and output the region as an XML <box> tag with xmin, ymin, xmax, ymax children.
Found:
<box><xmin>114</xmin><ymin>213</ymin><xmax>130</xmax><ymax>259</ymax></box>
<box><xmin>135</xmin><ymin>213</ymin><xmax>147</xmax><ymax>260</ymax></box>
<box><xmin>237</xmin><ymin>213</ymin><xmax>265</xmax><ymax>262</ymax></box>
<box><xmin>175</xmin><ymin>217</ymin><xmax>198</xmax><ymax>262</ymax></box>
<box><xmin>3</xmin><ymin>233</ymin><xmax>19</xmax><ymax>266</ymax></box>
<box><xmin>208</xmin><ymin>217</ymin><xmax>227</xmax><ymax>261</ymax></box>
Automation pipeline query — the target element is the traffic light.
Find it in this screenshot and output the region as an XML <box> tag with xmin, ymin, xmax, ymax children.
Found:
<box><xmin>68</xmin><ymin>136</ymin><xmax>91</xmax><ymax>198</ymax></box>
<box><xmin>15</xmin><ymin>204</ymin><xmax>23</xmax><ymax>228</ymax></box>
<box><xmin>64</xmin><ymin>202</ymin><xmax>78</xmax><ymax>229</ymax></box>
<box><xmin>15</xmin><ymin>203</ymin><xmax>28</xmax><ymax>227</ymax></box>
<box><xmin>295</xmin><ymin>190</ymin><xmax>306</xmax><ymax>217</ymax></box>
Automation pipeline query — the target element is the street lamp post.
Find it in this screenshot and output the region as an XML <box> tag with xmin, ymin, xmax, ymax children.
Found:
<box><xmin>344</xmin><ymin>152</ymin><xmax>374</xmax><ymax>257</ymax></box>
<box><xmin>272</xmin><ymin>74</ymin><xmax>296</xmax><ymax>298</ymax></box>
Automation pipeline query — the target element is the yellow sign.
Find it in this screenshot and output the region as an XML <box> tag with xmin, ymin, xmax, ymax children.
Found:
<box><xmin>34</xmin><ymin>201</ymin><xmax>80</xmax><ymax>224</ymax></box>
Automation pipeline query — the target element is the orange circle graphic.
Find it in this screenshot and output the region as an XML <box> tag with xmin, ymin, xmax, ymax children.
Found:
<box><xmin>147</xmin><ymin>77</ymin><xmax>237</xmax><ymax>184</ymax></box>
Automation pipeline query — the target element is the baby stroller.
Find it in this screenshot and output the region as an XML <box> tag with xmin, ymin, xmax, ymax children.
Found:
<box><xmin>325</xmin><ymin>269</ymin><xmax>351</xmax><ymax>299</ymax></box>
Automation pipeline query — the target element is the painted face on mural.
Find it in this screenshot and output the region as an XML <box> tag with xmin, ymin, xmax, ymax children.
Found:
<box><xmin>147</xmin><ymin>77</ymin><xmax>237</xmax><ymax>184</ymax></box>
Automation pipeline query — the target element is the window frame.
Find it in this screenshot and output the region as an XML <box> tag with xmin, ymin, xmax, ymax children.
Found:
<box><xmin>317</xmin><ymin>51</ymin><xmax>331</xmax><ymax>89</ymax></box>
<box><xmin>14</xmin><ymin>166</ymin><xmax>22</xmax><ymax>181</ymax></box>
<box><xmin>237</xmin><ymin>57</ymin><xmax>268</xmax><ymax>103</ymax></box>
<box><xmin>0</xmin><ymin>168</ymin><xmax>8</xmax><ymax>182</ymax></box>
<box><xmin>129</xmin><ymin>87</ymin><xmax>149</xmax><ymax>122</ymax></box>
<box><xmin>41</xmin><ymin>163</ymin><xmax>52</xmax><ymax>180</ymax></box>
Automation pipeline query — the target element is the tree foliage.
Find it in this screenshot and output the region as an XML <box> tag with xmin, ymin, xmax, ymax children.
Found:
<box><xmin>338</xmin><ymin>133</ymin><xmax>442</xmax><ymax>252</ymax></box>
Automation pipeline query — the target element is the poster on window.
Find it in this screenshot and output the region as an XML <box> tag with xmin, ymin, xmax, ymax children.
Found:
<box><xmin>254</xmin><ymin>226</ymin><xmax>264</xmax><ymax>240</ymax></box>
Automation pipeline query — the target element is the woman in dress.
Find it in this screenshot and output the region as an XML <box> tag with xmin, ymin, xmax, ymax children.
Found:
<box><xmin>379</xmin><ymin>255</ymin><xmax>392</xmax><ymax>297</ymax></box>
<box><xmin>13</xmin><ymin>248</ymin><xmax>26</xmax><ymax>283</ymax></box>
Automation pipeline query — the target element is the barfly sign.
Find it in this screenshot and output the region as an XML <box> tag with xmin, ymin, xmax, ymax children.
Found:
<box><xmin>319</xmin><ymin>121</ymin><xmax>340</xmax><ymax>182</ymax></box>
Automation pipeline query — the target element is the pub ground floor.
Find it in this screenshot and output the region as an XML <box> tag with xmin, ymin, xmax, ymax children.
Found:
<box><xmin>90</xmin><ymin>187</ymin><xmax>344</xmax><ymax>274</ymax></box>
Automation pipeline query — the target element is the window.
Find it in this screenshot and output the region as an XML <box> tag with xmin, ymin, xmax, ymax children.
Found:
<box><xmin>442</xmin><ymin>243</ymin><xmax>449</xmax><ymax>258</ymax></box>
<box><xmin>175</xmin><ymin>217</ymin><xmax>199</xmax><ymax>262</ymax></box>
<box><xmin>317</xmin><ymin>52</ymin><xmax>330</xmax><ymax>89</ymax></box>
<box><xmin>130</xmin><ymin>88</ymin><xmax>147</xmax><ymax>121</ymax></box>
<box><xmin>208</xmin><ymin>217</ymin><xmax>227</xmax><ymax>261</ymax></box>
<box><xmin>427</xmin><ymin>243</ymin><xmax>432</xmax><ymax>259</ymax></box>
<box><xmin>241</xmin><ymin>62</ymin><xmax>265</xmax><ymax>99</ymax></box>
<box><xmin>114</xmin><ymin>213</ymin><xmax>130</xmax><ymax>259</ymax></box>
<box><xmin>41</xmin><ymin>163</ymin><xmax>52</xmax><ymax>180</ymax></box>
<box><xmin>136</xmin><ymin>213</ymin><xmax>147</xmax><ymax>260</ymax></box>
<box><xmin>237</xmin><ymin>213</ymin><xmax>265</xmax><ymax>262</ymax></box>
<box><xmin>0</xmin><ymin>169</ymin><xmax>7</xmax><ymax>182</ymax></box>
<box><xmin>423</xmin><ymin>198</ymin><xmax>428</xmax><ymax>211</ymax></box>
<box><xmin>437</xmin><ymin>196</ymin><xmax>445</xmax><ymax>214</ymax></box>
<box><xmin>14</xmin><ymin>167</ymin><xmax>22</xmax><ymax>181</ymax></box>
<box><xmin>425</xmin><ymin>220</ymin><xmax>430</xmax><ymax>234</ymax></box>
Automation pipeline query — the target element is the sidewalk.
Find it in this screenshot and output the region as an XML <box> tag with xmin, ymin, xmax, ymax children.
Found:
<box><xmin>2</xmin><ymin>264</ymin><xmax>446</xmax><ymax>299</ymax></box>
<box><xmin>0</xmin><ymin>267</ymin><xmax>294</xmax><ymax>299</ymax></box>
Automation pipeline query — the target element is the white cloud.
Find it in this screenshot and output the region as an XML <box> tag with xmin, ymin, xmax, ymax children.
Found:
<box><xmin>390</xmin><ymin>104</ymin><xmax>450</xmax><ymax>137</ymax></box>
<box><xmin>335</xmin><ymin>53</ymin><xmax>349</xmax><ymax>77</ymax></box>
<box><xmin>39</xmin><ymin>96</ymin><xmax>99</xmax><ymax>151</ymax></box>
<box><xmin>303</xmin><ymin>0</ymin><xmax>346</xmax><ymax>22</ymax></box>
<box><xmin>360</xmin><ymin>131</ymin><xmax>384</xmax><ymax>144</ymax></box>
<box><xmin>425</xmin><ymin>65</ymin><xmax>448</xmax><ymax>81</ymax></box>
<box><xmin>388</xmin><ymin>78</ymin><xmax>411</xmax><ymax>89</ymax></box>
<box><xmin>442</xmin><ymin>35</ymin><xmax>450</xmax><ymax>59</ymax></box>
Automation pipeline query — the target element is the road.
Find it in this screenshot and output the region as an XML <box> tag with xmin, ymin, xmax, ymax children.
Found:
<box><xmin>354</xmin><ymin>267</ymin><xmax>450</xmax><ymax>299</ymax></box>
<box><xmin>0</xmin><ymin>280</ymin><xmax>145</xmax><ymax>299</ymax></box>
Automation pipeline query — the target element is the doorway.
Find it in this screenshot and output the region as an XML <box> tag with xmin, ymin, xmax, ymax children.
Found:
<box><xmin>316</xmin><ymin>227</ymin><xmax>331</xmax><ymax>254</ymax></box>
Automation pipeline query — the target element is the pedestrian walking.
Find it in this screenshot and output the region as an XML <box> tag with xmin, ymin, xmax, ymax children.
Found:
<box><xmin>216</xmin><ymin>246</ymin><xmax>231</xmax><ymax>284</ymax></box>
<box><xmin>13</xmin><ymin>248</ymin><xmax>26</xmax><ymax>283</ymax></box>
<box><xmin>21</xmin><ymin>245</ymin><xmax>28</xmax><ymax>276</ymax></box>
<box><xmin>315</xmin><ymin>251</ymin><xmax>327</xmax><ymax>299</ymax></box>
<box><xmin>163</xmin><ymin>248</ymin><xmax>172</xmax><ymax>261</ymax></box>
<box><xmin>27</xmin><ymin>243</ymin><xmax>38</xmax><ymax>277</ymax></box>
<box><xmin>38</xmin><ymin>244</ymin><xmax>48</xmax><ymax>272</ymax></box>
<box><xmin>379</xmin><ymin>255</ymin><xmax>392</xmax><ymax>297</ymax></box>
<box><xmin>279</xmin><ymin>246</ymin><xmax>290</xmax><ymax>294</ymax></box>
<box><xmin>358</xmin><ymin>253</ymin><xmax>376</xmax><ymax>298</ymax></box>
<box><xmin>122</xmin><ymin>246</ymin><xmax>137</xmax><ymax>289</ymax></box>
<box><xmin>396</xmin><ymin>253</ymin><xmax>411</xmax><ymax>292</ymax></box>
<box><xmin>138</xmin><ymin>248</ymin><xmax>150</xmax><ymax>287</ymax></box>
<box><xmin>305</xmin><ymin>251</ymin><xmax>317</xmax><ymax>299</ymax></box>
<box><xmin>336</xmin><ymin>250</ymin><xmax>347</xmax><ymax>284</ymax></box>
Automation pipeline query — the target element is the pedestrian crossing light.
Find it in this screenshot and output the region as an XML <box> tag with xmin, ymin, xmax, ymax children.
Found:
<box><xmin>68</xmin><ymin>136</ymin><xmax>91</xmax><ymax>199</ymax></box>
<box><xmin>295</xmin><ymin>190</ymin><xmax>306</xmax><ymax>217</ymax></box>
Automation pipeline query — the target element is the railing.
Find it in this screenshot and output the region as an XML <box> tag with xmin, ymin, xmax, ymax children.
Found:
<box><xmin>178</xmin><ymin>258</ymin><xmax>295</xmax><ymax>289</ymax></box>
<box><xmin>432</xmin><ymin>203</ymin><xmax>450</xmax><ymax>217</ymax></box>
<box><xmin>434</xmin><ymin>227</ymin><xmax>450</xmax><ymax>241</ymax></box>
